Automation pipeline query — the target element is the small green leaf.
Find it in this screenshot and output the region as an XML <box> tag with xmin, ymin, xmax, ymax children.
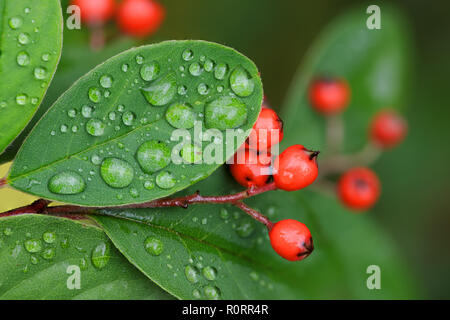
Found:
<box><xmin>0</xmin><ymin>0</ymin><xmax>63</xmax><ymax>154</ymax></box>
<box><xmin>281</xmin><ymin>6</ymin><xmax>411</xmax><ymax>152</ymax></box>
<box><xmin>0</xmin><ymin>214</ymin><xmax>174</xmax><ymax>300</ymax></box>
<box><xmin>93</xmin><ymin>168</ymin><xmax>415</xmax><ymax>299</ymax></box>
<box><xmin>8</xmin><ymin>40</ymin><xmax>263</xmax><ymax>206</ymax></box>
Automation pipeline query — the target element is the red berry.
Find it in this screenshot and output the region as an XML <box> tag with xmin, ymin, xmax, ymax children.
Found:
<box><xmin>229</xmin><ymin>150</ymin><xmax>272</xmax><ymax>188</ymax></box>
<box><xmin>370</xmin><ymin>109</ymin><xmax>407</xmax><ymax>148</ymax></box>
<box><xmin>338</xmin><ymin>167</ymin><xmax>381</xmax><ymax>211</ymax></box>
<box><xmin>117</xmin><ymin>0</ymin><xmax>165</xmax><ymax>37</ymax></box>
<box><xmin>246</xmin><ymin>107</ymin><xmax>284</xmax><ymax>151</ymax></box>
<box><xmin>309</xmin><ymin>78</ymin><xmax>350</xmax><ymax>115</ymax></box>
<box><xmin>269</xmin><ymin>219</ymin><xmax>313</xmax><ymax>261</ymax></box>
<box><xmin>71</xmin><ymin>0</ymin><xmax>116</xmax><ymax>24</ymax></box>
<box><xmin>273</xmin><ymin>145</ymin><xmax>319</xmax><ymax>191</ymax></box>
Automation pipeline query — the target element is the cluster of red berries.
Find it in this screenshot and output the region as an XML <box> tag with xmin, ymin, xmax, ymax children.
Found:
<box><xmin>72</xmin><ymin>0</ymin><xmax>165</xmax><ymax>37</ymax></box>
<box><xmin>310</xmin><ymin>77</ymin><xmax>408</xmax><ymax>211</ymax></box>
<box><xmin>229</xmin><ymin>101</ymin><xmax>319</xmax><ymax>262</ymax></box>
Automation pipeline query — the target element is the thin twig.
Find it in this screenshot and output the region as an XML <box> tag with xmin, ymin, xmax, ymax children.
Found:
<box><xmin>0</xmin><ymin>177</ymin><xmax>6</xmax><ymax>188</ymax></box>
<box><xmin>233</xmin><ymin>201</ymin><xmax>274</xmax><ymax>231</ymax></box>
<box><xmin>325</xmin><ymin>114</ymin><xmax>344</xmax><ymax>155</ymax></box>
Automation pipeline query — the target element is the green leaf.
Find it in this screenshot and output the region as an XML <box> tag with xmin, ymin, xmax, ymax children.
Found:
<box><xmin>0</xmin><ymin>0</ymin><xmax>63</xmax><ymax>154</ymax></box>
<box><xmin>8</xmin><ymin>40</ymin><xmax>263</xmax><ymax>206</ymax></box>
<box><xmin>281</xmin><ymin>6</ymin><xmax>411</xmax><ymax>152</ymax></box>
<box><xmin>0</xmin><ymin>214</ymin><xmax>174</xmax><ymax>300</ymax></box>
<box><xmin>93</xmin><ymin>168</ymin><xmax>415</xmax><ymax>299</ymax></box>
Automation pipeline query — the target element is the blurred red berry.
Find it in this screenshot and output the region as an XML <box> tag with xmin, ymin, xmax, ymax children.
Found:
<box><xmin>269</xmin><ymin>219</ymin><xmax>314</xmax><ymax>261</ymax></box>
<box><xmin>117</xmin><ymin>0</ymin><xmax>165</xmax><ymax>37</ymax></box>
<box><xmin>338</xmin><ymin>167</ymin><xmax>381</xmax><ymax>211</ymax></box>
<box><xmin>309</xmin><ymin>78</ymin><xmax>350</xmax><ymax>115</ymax></box>
<box><xmin>229</xmin><ymin>149</ymin><xmax>272</xmax><ymax>188</ymax></box>
<box><xmin>273</xmin><ymin>145</ymin><xmax>319</xmax><ymax>191</ymax></box>
<box><xmin>246</xmin><ymin>107</ymin><xmax>284</xmax><ymax>151</ymax></box>
<box><xmin>71</xmin><ymin>0</ymin><xmax>116</xmax><ymax>24</ymax></box>
<box><xmin>370</xmin><ymin>109</ymin><xmax>408</xmax><ymax>148</ymax></box>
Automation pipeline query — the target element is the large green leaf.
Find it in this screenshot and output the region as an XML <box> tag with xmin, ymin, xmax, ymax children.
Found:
<box><xmin>0</xmin><ymin>0</ymin><xmax>63</xmax><ymax>154</ymax></box>
<box><xmin>94</xmin><ymin>168</ymin><xmax>416</xmax><ymax>299</ymax></box>
<box><xmin>0</xmin><ymin>214</ymin><xmax>174</xmax><ymax>300</ymax></box>
<box><xmin>8</xmin><ymin>40</ymin><xmax>263</xmax><ymax>206</ymax></box>
<box><xmin>281</xmin><ymin>6</ymin><xmax>411</xmax><ymax>152</ymax></box>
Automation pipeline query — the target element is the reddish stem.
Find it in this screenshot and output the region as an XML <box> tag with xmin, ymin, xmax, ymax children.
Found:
<box><xmin>233</xmin><ymin>201</ymin><xmax>274</xmax><ymax>230</ymax></box>
<box><xmin>0</xmin><ymin>199</ymin><xmax>50</xmax><ymax>218</ymax></box>
<box><xmin>0</xmin><ymin>177</ymin><xmax>6</xmax><ymax>188</ymax></box>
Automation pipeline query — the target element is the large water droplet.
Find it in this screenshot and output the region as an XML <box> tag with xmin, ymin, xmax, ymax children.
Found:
<box><xmin>185</xmin><ymin>265</ymin><xmax>200</xmax><ymax>283</ymax></box>
<box><xmin>141</xmin><ymin>73</ymin><xmax>177</xmax><ymax>106</ymax></box>
<box><xmin>91</xmin><ymin>242</ymin><xmax>110</xmax><ymax>269</ymax></box>
<box><xmin>202</xmin><ymin>266</ymin><xmax>217</xmax><ymax>281</ymax></box>
<box><xmin>205</xmin><ymin>96</ymin><xmax>247</xmax><ymax>130</ymax></box>
<box><xmin>48</xmin><ymin>172</ymin><xmax>86</xmax><ymax>195</ymax></box>
<box><xmin>181</xmin><ymin>143</ymin><xmax>202</xmax><ymax>164</ymax></box>
<box><xmin>18</xmin><ymin>32</ymin><xmax>30</xmax><ymax>45</ymax></box>
<box><xmin>165</xmin><ymin>103</ymin><xmax>196</xmax><ymax>129</ymax></box>
<box><xmin>220</xmin><ymin>208</ymin><xmax>229</xmax><ymax>220</ymax></box>
<box><xmin>24</xmin><ymin>239</ymin><xmax>42</xmax><ymax>253</ymax></box>
<box><xmin>86</xmin><ymin>118</ymin><xmax>105</xmax><ymax>136</ymax></box>
<box><xmin>204</xmin><ymin>59</ymin><xmax>214</xmax><ymax>72</ymax></box>
<box><xmin>16</xmin><ymin>94</ymin><xmax>28</xmax><ymax>105</ymax></box>
<box><xmin>100</xmin><ymin>75</ymin><xmax>113</xmax><ymax>88</ymax></box>
<box><xmin>182</xmin><ymin>49</ymin><xmax>194</xmax><ymax>61</ymax></box>
<box><xmin>140</xmin><ymin>62</ymin><xmax>160</xmax><ymax>81</ymax></box>
<box><xmin>230</xmin><ymin>66</ymin><xmax>255</xmax><ymax>97</ymax></box>
<box><xmin>9</xmin><ymin>17</ymin><xmax>23</xmax><ymax>29</ymax></box>
<box><xmin>42</xmin><ymin>247</ymin><xmax>56</xmax><ymax>260</ymax></box>
<box><xmin>156</xmin><ymin>171</ymin><xmax>176</xmax><ymax>189</ymax></box>
<box><xmin>144</xmin><ymin>237</ymin><xmax>163</xmax><ymax>256</ymax></box>
<box><xmin>34</xmin><ymin>67</ymin><xmax>47</xmax><ymax>80</ymax></box>
<box><xmin>81</xmin><ymin>105</ymin><xmax>93</xmax><ymax>118</ymax></box>
<box><xmin>214</xmin><ymin>63</ymin><xmax>228</xmax><ymax>80</ymax></box>
<box><xmin>189</xmin><ymin>62</ymin><xmax>202</xmax><ymax>76</ymax></box>
<box><xmin>122</xmin><ymin>111</ymin><xmax>135</xmax><ymax>126</ymax></box>
<box><xmin>88</xmin><ymin>87</ymin><xmax>101</xmax><ymax>103</ymax></box>
<box><xmin>17</xmin><ymin>51</ymin><xmax>30</xmax><ymax>66</ymax></box>
<box><xmin>203</xmin><ymin>286</ymin><xmax>221</xmax><ymax>300</ymax></box>
<box><xmin>136</xmin><ymin>140</ymin><xmax>171</xmax><ymax>174</ymax></box>
<box><xmin>178</xmin><ymin>85</ymin><xmax>187</xmax><ymax>95</ymax></box>
<box><xmin>100</xmin><ymin>158</ymin><xmax>134</xmax><ymax>188</ymax></box>
<box><xmin>192</xmin><ymin>289</ymin><xmax>201</xmax><ymax>299</ymax></box>
<box><xmin>136</xmin><ymin>55</ymin><xmax>144</xmax><ymax>64</ymax></box>
<box><xmin>43</xmin><ymin>231</ymin><xmax>56</xmax><ymax>244</ymax></box>
<box><xmin>197</xmin><ymin>83</ymin><xmax>209</xmax><ymax>95</ymax></box>
<box><xmin>235</xmin><ymin>218</ymin><xmax>255</xmax><ymax>238</ymax></box>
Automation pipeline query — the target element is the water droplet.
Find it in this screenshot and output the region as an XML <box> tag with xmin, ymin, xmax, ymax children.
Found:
<box><xmin>230</xmin><ymin>66</ymin><xmax>255</xmax><ymax>97</ymax></box>
<box><xmin>17</xmin><ymin>51</ymin><xmax>30</xmax><ymax>66</ymax></box>
<box><xmin>30</xmin><ymin>255</ymin><xmax>39</xmax><ymax>265</ymax></box>
<box><xmin>122</xmin><ymin>111</ymin><xmax>135</xmax><ymax>126</ymax></box>
<box><xmin>165</xmin><ymin>103</ymin><xmax>195</xmax><ymax>129</ymax></box>
<box><xmin>216</xmin><ymin>85</ymin><xmax>224</xmax><ymax>93</ymax></box>
<box><xmin>81</xmin><ymin>105</ymin><xmax>93</xmax><ymax>118</ymax></box>
<box><xmin>60</xmin><ymin>124</ymin><xmax>68</xmax><ymax>133</ymax></box>
<box><xmin>205</xmin><ymin>96</ymin><xmax>247</xmax><ymax>130</ymax></box>
<box><xmin>24</xmin><ymin>239</ymin><xmax>42</xmax><ymax>253</ymax></box>
<box><xmin>141</xmin><ymin>73</ymin><xmax>177</xmax><ymax>106</ymax></box>
<box><xmin>16</xmin><ymin>94</ymin><xmax>28</xmax><ymax>105</ymax></box>
<box><xmin>18</xmin><ymin>32</ymin><xmax>30</xmax><ymax>45</ymax></box>
<box><xmin>68</xmin><ymin>109</ymin><xmax>77</xmax><ymax>118</ymax></box>
<box><xmin>91</xmin><ymin>242</ymin><xmax>110</xmax><ymax>269</ymax></box>
<box><xmin>48</xmin><ymin>171</ymin><xmax>86</xmax><ymax>195</ymax></box>
<box><xmin>178</xmin><ymin>85</ymin><xmax>187</xmax><ymax>95</ymax></box>
<box><xmin>108</xmin><ymin>111</ymin><xmax>116</xmax><ymax>121</ymax></box>
<box><xmin>43</xmin><ymin>231</ymin><xmax>56</xmax><ymax>244</ymax></box>
<box><xmin>189</xmin><ymin>62</ymin><xmax>202</xmax><ymax>76</ymax></box>
<box><xmin>192</xmin><ymin>289</ymin><xmax>201</xmax><ymax>299</ymax></box>
<box><xmin>100</xmin><ymin>75</ymin><xmax>113</xmax><ymax>88</ymax></box>
<box><xmin>185</xmin><ymin>265</ymin><xmax>200</xmax><ymax>283</ymax></box>
<box><xmin>214</xmin><ymin>63</ymin><xmax>228</xmax><ymax>80</ymax></box>
<box><xmin>235</xmin><ymin>218</ymin><xmax>255</xmax><ymax>238</ymax></box>
<box><xmin>136</xmin><ymin>55</ymin><xmax>144</xmax><ymax>64</ymax></box>
<box><xmin>42</xmin><ymin>247</ymin><xmax>55</xmax><ymax>260</ymax></box>
<box><xmin>9</xmin><ymin>17</ymin><xmax>23</xmax><ymax>29</ymax></box>
<box><xmin>220</xmin><ymin>208</ymin><xmax>229</xmax><ymax>220</ymax></box>
<box><xmin>204</xmin><ymin>59</ymin><xmax>214</xmax><ymax>72</ymax></box>
<box><xmin>156</xmin><ymin>171</ymin><xmax>176</xmax><ymax>189</ymax></box>
<box><xmin>197</xmin><ymin>83</ymin><xmax>209</xmax><ymax>95</ymax></box>
<box><xmin>143</xmin><ymin>180</ymin><xmax>155</xmax><ymax>190</ymax></box>
<box><xmin>100</xmin><ymin>158</ymin><xmax>134</xmax><ymax>188</ymax></box>
<box><xmin>250</xmin><ymin>271</ymin><xmax>259</xmax><ymax>281</ymax></box>
<box><xmin>140</xmin><ymin>62</ymin><xmax>160</xmax><ymax>81</ymax></box>
<box><xmin>4</xmin><ymin>228</ymin><xmax>13</xmax><ymax>236</ymax></box>
<box><xmin>202</xmin><ymin>266</ymin><xmax>217</xmax><ymax>281</ymax></box>
<box><xmin>136</xmin><ymin>140</ymin><xmax>171</xmax><ymax>174</ymax></box>
<box><xmin>203</xmin><ymin>286</ymin><xmax>221</xmax><ymax>300</ymax></box>
<box><xmin>86</xmin><ymin>118</ymin><xmax>105</xmax><ymax>136</ymax></box>
<box><xmin>182</xmin><ymin>49</ymin><xmax>194</xmax><ymax>61</ymax></box>
<box><xmin>91</xmin><ymin>154</ymin><xmax>102</xmax><ymax>165</ymax></box>
<box><xmin>34</xmin><ymin>67</ymin><xmax>47</xmax><ymax>80</ymax></box>
<box><xmin>88</xmin><ymin>87</ymin><xmax>101</xmax><ymax>103</ymax></box>
<box><xmin>129</xmin><ymin>188</ymin><xmax>139</xmax><ymax>198</ymax></box>
<box><xmin>121</xmin><ymin>63</ymin><xmax>129</xmax><ymax>72</ymax></box>
<box><xmin>60</xmin><ymin>237</ymin><xmax>69</xmax><ymax>249</ymax></box>
<box><xmin>181</xmin><ymin>143</ymin><xmax>202</xmax><ymax>164</ymax></box>
<box><xmin>144</xmin><ymin>237</ymin><xmax>163</xmax><ymax>256</ymax></box>
<box><xmin>41</xmin><ymin>53</ymin><xmax>50</xmax><ymax>62</ymax></box>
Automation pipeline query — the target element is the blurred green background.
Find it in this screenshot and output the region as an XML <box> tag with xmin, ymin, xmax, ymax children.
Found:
<box><xmin>2</xmin><ymin>0</ymin><xmax>449</xmax><ymax>298</ymax></box>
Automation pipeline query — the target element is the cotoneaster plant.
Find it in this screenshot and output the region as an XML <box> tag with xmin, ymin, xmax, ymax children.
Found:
<box><xmin>0</xmin><ymin>1</ymin><xmax>414</xmax><ymax>300</ymax></box>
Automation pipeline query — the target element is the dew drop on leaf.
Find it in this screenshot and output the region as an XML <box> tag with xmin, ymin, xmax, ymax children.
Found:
<box><xmin>189</xmin><ymin>62</ymin><xmax>202</xmax><ymax>76</ymax></box>
<box><xmin>136</xmin><ymin>140</ymin><xmax>171</xmax><ymax>174</ymax></box>
<box><xmin>204</xmin><ymin>59</ymin><xmax>214</xmax><ymax>72</ymax></box>
<box><xmin>143</xmin><ymin>180</ymin><xmax>155</xmax><ymax>190</ymax></box>
<box><xmin>141</xmin><ymin>73</ymin><xmax>177</xmax><ymax>106</ymax></box>
<box><xmin>16</xmin><ymin>51</ymin><xmax>30</xmax><ymax>66</ymax></box>
<box><xmin>24</xmin><ymin>239</ymin><xmax>42</xmax><ymax>253</ymax></box>
<box><xmin>203</xmin><ymin>286</ymin><xmax>221</xmax><ymax>300</ymax></box>
<box><xmin>91</xmin><ymin>242</ymin><xmax>110</xmax><ymax>269</ymax></box>
<box><xmin>178</xmin><ymin>85</ymin><xmax>187</xmax><ymax>95</ymax></box>
<box><xmin>121</xmin><ymin>111</ymin><xmax>135</xmax><ymax>126</ymax></box>
<box><xmin>192</xmin><ymin>289</ymin><xmax>201</xmax><ymax>299</ymax></box>
<box><xmin>67</xmin><ymin>109</ymin><xmax>77</xmax><ymax>118</ymax></box>
<box><xmin>197</xmin><ymin>83</ymin><xmax>209</xmax><ymax>95</ymax></box>
<box><xmin>230</xmin><ymin>66</ymin><xmax>255</xmax><ymax>97</ymax></box>
<box><xmin>81</xmin><ymin>105</ymin><xmax>93</xmax><ymax>118</ymax></box>
<box><xmin>181</xmin><ymin>143</ymin><xmax>202</xmax><ymax>164</ymax></box>
<box><xmin>235</xmin><ymin>218</ymin><xmax>255</xmax><ymax>238</ymax></box>
<box><xmin>48</xmin><ymin>171</ymin><xmax>86</xmax><ymax>195</ymax></box>
<box><xmin>214</xmin><ymin>62</ymin><xmax>228</xmax><ymax>80</ymax></box>
<box><xmin>16</xmin><ymin>94</ymin><xmax>28</xmax><ymax>105</ymax></box>
<box><xmin>182</xmin><ymin>49</ymin><xmax>194</xmax><ymax>61</ymax></box>
<box><xmin>205</xmin><ymin>96</ymin><xmax>247</xmax><ymax>129</ymax></box>
<box><xmin>9</xmin><ymin>16</ymin><xmax>23</xmax><ymax>29</ymax></box>
<box><xmin>144</xmin><ymin>237</ymin><xmax>163</xmax><ymax>256</ymax></box>
<box><xmin>165</xmin><ymin>103</ymin><xmax>196</xmax><ymax>129</ymax></box>
<box><xmin>88</xmin><ymin>87</ymin><xmax>101</xmax><ymax>103</ymax></box>
<box><xmin>140</xmin><ymin>62</ymin><xmax>160</xmax><ymax>81</ymax></box>
<box><xmin>18</xmin><ymin>32</ymin><xmax>30</xmax><ymax>45</ymax></box>
<box><xmin>42</xmin><ymin>247</ymin><xmax>55</xmax><ymax>260</ymax></box>
<box><xmin>43</xmin><ymin>231</ymin><xmax>56</xmax><ymax>244</ymax></box>
<box><xmin>202</xmin><ymin>266</ymin><xmax>217</xmax><ymax>281</ymax></box>
<box><xmin>185</xmin><ymin>265</ymin><xmax>200</xmax><ymax>284</ymax></box>
<box><xmin>100</xmin><ymin>158</ymin><xmax>134</xmax><ymax>188</ymax></box>
<box><xmin>156</xmin><ymin>171</ymin><xmax>176</xmax><ymax>189</ymax></box>
<box><xmin>85</xmin><ymin>118</ymin><xmax>105</xmax><ymax>136</ymax></box>
<box><xmin>99</xmin><ymin>75</ymin><xmax>113</xmax><ymax>88</ymax></box>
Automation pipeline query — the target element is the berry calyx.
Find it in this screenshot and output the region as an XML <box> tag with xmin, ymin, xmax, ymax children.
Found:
<box><xmin>370</xmin><ymin>109</ymin><xmax>408</xmax><ymax>148</ymax></box>
<box><xmin>117</xmin><ymin>0</ymin><xmax>165</xmax><ymax>37</ymax></box>
<box><xmin>269</xmin><ymin>219</ymin><xmax>313</xmax><ymax>261</ymax></box>
<box><xmin>309</xmin><ymin>77</ymin><xmax>350</xmax><ymax>115</ymax></box>
<box><xmin>71</xmin><ymin>0</ymin><xmax>116</xmax><ymax>24</ymax></box>
<box><xmin>246</xmin><ymin>107</ymin><xmax>284</xmax><ymax>151</ymax></box>
<box><xmin>337</xmin><ymin>167</ymin><xmax>381</xmax><ymax>211</ymax></box>
<box><xmin>273</xmin><ymin>145</ymin><xmax>319</xmax><ymax>191</ymax></box>
<box><xmin>229</xmin><ymin>150</ymin><xmax>272</xmax><ymax>188</ymax></box>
